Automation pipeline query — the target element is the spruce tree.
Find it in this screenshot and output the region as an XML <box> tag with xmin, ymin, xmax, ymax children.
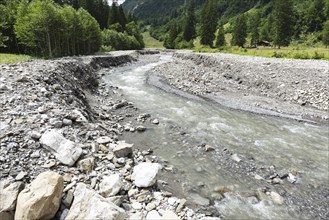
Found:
<box><xmin>108</xmin><ymin>2</ymin><xmax>119</xmax><ymax>26</ymax></box>
<box><xmin>200</xmin><ymin>0</ymin><xmax>217</xmax><ymax>47</ymax></box>
<box><xmin>249</xmin><ymin>11</ymin><xmax>261</xmax><ymax>47</ymax></box>
<box><xmin>272</xmin><ymin>0</ymin><xmax>294</xmax><ymax>48</ymax></box>
<box><xmin>323</xmin><ymin>20</ymin><xmax>329</xmax><ymax>47</ymax></box>
<box><xmin>183</xmin><ymin>0</ymin><xmax>196</xmax><ymax>42</ymax></box>
<box><xmin>231</xmin><ymin>14</ymin><xmax>247</xmax><ymax>47</ymax></box>
<box><xmin>215</xmin><ymin>24</ymin><xmax>225</xmax><ymax>47</ymax></box>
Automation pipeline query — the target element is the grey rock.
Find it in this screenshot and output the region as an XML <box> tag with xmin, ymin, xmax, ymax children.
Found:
<box><xmin>99</xmin><ymin>173</ymin><xmax>122</xmax><ymax>197</ymax></box>
<box><xmin>63</xmin><ymin>190</ymin><xmax>74</xmax><ymax>207</ymax></box>
<box><xmin>146</xmin><ymin>210</ymin><xmax>161</xmax><ymax>220</ymax></box>
<box><xmin>190</xmin><ymin>193</ymin><xmax>210</xmax><ymax>206</ymax></box>
<box><xmin>77</xmin><ymin>157</ymin><xmax>94</xmax><ymax>173</ymax></box>
<box><xmin>62</xmin><ymin>119</ymin><xmax>73</xmax><ymax>126</ymax></box>
<box><xmin>96</xmin><ymin>136</ymin><xmax>112</xmax><ymax>144</ymax></box>
<box><xmin>136</xmin><ymin>126</ymin><xmax>146</xmax><ymax>132</ymax></box>
<box><xmin>113</xmin><ymin>142</ymin><xmax>133</xmax><ymax>158</ymax></box>
<box><xmin>15</xmin><ymin>171</ymin><xmax>27</xmax><ymax>181</ymax></box>
<box><xmin>40</xmin><ymin>130</ymin><xmax>82</xmax><ymax>166</ymax></box>
<box><xmin>65</xmin><ymin>183</ymin><xmax>127</xmax><ymax>220</ymax></box>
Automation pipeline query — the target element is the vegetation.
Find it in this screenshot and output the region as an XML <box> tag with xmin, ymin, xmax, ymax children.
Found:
<box><xmin>123</xmin><ymin>0</ymin><xmax>329</xmax><ymax>60</ymax></box>
<box><xmin>142</xmin><ymin>31</ymin><xmax>163</xmax><ymax>48</ymax></box>
<box><xmin>0</xmin><ymin>53</ymin><xmax>32</xmax><ymax>64</ymax></box>
<box><xmin>0</xmin><ymin>0</ymin><xmax>145</xmax><ymax>58</ymax></box>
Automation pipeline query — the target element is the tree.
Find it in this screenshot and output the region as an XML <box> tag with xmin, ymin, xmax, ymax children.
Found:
<box><xmin>231</xmin><ymin>14</ymin><xmax>247</xmax><ymax>47</ymax></box>
<box><xmin>108</xmin><ymin>2</ymin><xmax>119</xmax><ymax>27</ymax></box>
<box><xmin>200</xmin><ymin>0</ymin><xmax>217</xmax><ymax>47</ymax></box>
<box><xmin>215</xmin><ymin>24</ymin><xmax>225</xmax><ymax>47</ymax></box>
<box><xmin>306</xmin><ymin>0</ymin><xmax>325</xmax><ymax>33</ymax></box>
<box><xmin>0</xmin><ymin>4</ymin><xmax>9</xmax><ymax>47</ymax></box>
<box><xmin>272</xmin><ymin>0</ymin><xmax>294</xmax><ymax>48</ymax></box>
<box><xmin>323</xmin><ymin>20</ymin><xmax>329</xmax><ymax>47</ymax></box>
<box><xmin>164</xmin><ymin>21</ymin><xmax>180</xmax><ymax>49</ymax></box>
<box><xmin>249</xmin><ymin>10</ymin><xmax>261</xmax><ymax>47</ymax></box>
<box><xmin>183</xmin><ymin>0</ymin><xmax>196</xmax><ymax>42</ymax></box>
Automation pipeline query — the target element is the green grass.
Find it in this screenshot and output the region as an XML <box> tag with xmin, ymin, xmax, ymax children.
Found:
<box><xmin>142</xmin><ymin>32</ymin><xmax>164</xmax><ymax>49</ymax></box>
<box><xmin>194</xmin><ymin>46</ymin><xmax>329</xmax><ymax>60</ymax></box>
<box><xmin>0</xmin><ymin>53</ymin><xmax>33</xmax><ymax>64</ymax></box>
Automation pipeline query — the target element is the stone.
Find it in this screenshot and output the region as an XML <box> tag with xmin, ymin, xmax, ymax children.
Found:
<box><xmin>15</xmin><ymin>171</ymin><xmax>27</xmax><ymax>181</ymax></box>
<box><xmin>176</xmin><ymin>199</ymin><xmax>186</xmax><ymax>213</ymax></box>
<box><xmin>40</xmin><ymin>130</ymin><xmax>82</xmax><ymax>166</ymax></box>
<box><xmin>152</xmin><ymin>119</ymin><xmax>159</xmax><ymax>124</ymax></box>
<box><xmin>0</xmin><ymin>181</ymin><xmax>24</xmax><ymax>212</ymax></box>
<box><xmin>231</xmin><ymin>154</ymin><xmax>241</xmax><ymax>162</ymax></box>
<box><xmin>15</xmin><ymin>172</ymin><xmax>64</xmax><ymax>220</ymax></box>
<box><xmin>168</xmin><ymin>197</ymin><xmax>178</xmax><ymax>206</ymax></box>
<box><xmin>162</xmin><ymin>210</ymin><xmax>180</xmax><ymax>220</ymax></box>
<box><xmin>136</xmin><ymin>126</ymin><xmax>146</xmax><ymax>132</ymax></box>
<box><xmin>42</xmin><ymin>159</ymin><xmax>57</xmax><ymax>168</ymax></box>
<box><xmin>254</xmin><ymin>174</ymin><xmax>263</xmax><ymax>180</ymax></box>
<box><xmin>99</xmin><ymin>173</ymin><xmax>122</xmax><ymax>197</ymax></box>
<box><xmin>78</xmin><ymin>157</ymin><xmax>94</xmax><ymax>173</ymax></box>
<box><xmin>31</xmin><ymin>131</ymin><xmax>41</xmax><ymax>140</ymax></box>
<box><xmin>287</xmin><ymin>173</ymin><xmax>297</xmax><ymax>183</ymax></box>
<box><xmin>96</xmin><ymin>136</ymin><xmax>112</xmax><ymax>144</ymax></box>
<box><xmin>132</xmin><ymin>162</ymin><xmax>161</xmax><ymax>187</ymax></box>
<box><xmin>205</xmin><ymin>144</ymin><xmax>215</xmax><ymax>152</ymax></box>
<box><xmin>65</xmin><ymin>183</ymin><xmax>127</xmax><ymax>220</ymax></box>
<box><xmin>270</xmin><ymin>191</ymin><xmax>284</xmax><ymax>205</ymax></box>
<box><xmin>130</xmin><ymin>212</ymin><xmax>143</xmax><ymax>220</ymax></box>
<box><xmin>146</xmin><ymin>210</ymin><xmax>161</xmax><ymax>220</ymax></box>
<box><xmin>131</xmin><ymin>202</ymin><xmax>142</xmax><ymax>210</ymax></box>
<box><xmin>145</xmin><ymin>202</ymin><xmax>156</xmax><ymax>211</ymax></box>
<box><xmin>63</xmin><ymin>190</ymin><xmax>74</xmax><ymax>207</ymax></box>
<box><xmin>60</xmin><ymin>209</ymin><xmax>69</xmax><ymax>220</ymax></box>
<box><xmin>113</xmin><ymin>142</ymin><xmax>133</xmax><ymax>158</ymax></box>
<box><xmin>62</xmin><ymin>118</ymin><xmax>73</xmax><ymax>126</ymax></box>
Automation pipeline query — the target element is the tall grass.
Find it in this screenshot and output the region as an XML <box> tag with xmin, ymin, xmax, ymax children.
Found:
<box><xmin>0</xmin><ymin>53</ymin><xmax>33</xmax><ymax>64</ymax></box>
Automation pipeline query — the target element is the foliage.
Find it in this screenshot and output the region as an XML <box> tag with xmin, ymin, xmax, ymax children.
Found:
<box><xmin>323</xmin><ymin>20</ymin><xmax>329</xmax><ymax>47</ymax></box>
<box><xmin>0</xmin><ymin>53</ymin><xmax>33</xmax><ymax>64</ymax></box>
<box><xmin>200</xmin><ymin>0</ymin><xmax>217</xmax><ymax>47</ymax></box>
<box><xmin>272</xmin><ymin>0</ymin><xmax>294</xmax><ymax>48</ymax></box>
<box><xmin>231</xmin><ymin>14</ymin><xmax>247</xmax><ymax>47</ymax></box>
<box><xmin>248</xmin><ymin>10</ymin><xmax>261</xmax><ymax>47</ymax></box>
<box><xmin>14</xmin><ymin>0</ymin><xmax>101</xmax><ymax>58</ymax></box>
<box><xmin>215</xmin><ymin>25</ymin><xmax>225</xmax><ymax>47</ymax></box>
<box><xmin>183</xmin><ymin>0</ymin><xmax>196</xmax><ymax>42</ymax></box>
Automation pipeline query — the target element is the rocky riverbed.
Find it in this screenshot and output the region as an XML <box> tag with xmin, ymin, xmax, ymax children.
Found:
<box><xmin>149</xmin><ymin>51</ymin><xmax>329</xmax><ymax>124</ymax></box>
<box><xmin>0</xmin><ymin>51</ymin><xmax>217</xmax><ymax>220</ymax></box>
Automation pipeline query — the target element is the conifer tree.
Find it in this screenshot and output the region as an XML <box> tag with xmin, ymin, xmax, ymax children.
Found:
<box><xmin>183</xmin><ymin>0</ymin><xmax>196</xmax><ymax>42</ymax></box>
<box><xmin>249</xmin><ymin>11</ymin><xmax>261</xmax><ymax>47</ymax></box>
<box><xmin>215</xmin><ymin>24</ymin><xmax>225</xmax><ymax>47</ymax></box>
<box><xmin>231</xmin><ymin>14</ymin><xmax>247</xmax><ymax>47</ymax></box>
<box><xmin>323</xmin><ymin>20</ymin><xmax>329</xmax><ymax>47</ymax></box>
<box><xmin>272</xmin><ymin>0</ymin><xmax>294</xmax><ymax>48</ymax></box>
<box><xmin>200</xmin><ymin>0</ymin><xmax>217</xmax><ymax>47</ymax></box>
<box><xmin>108</xmin><ymin>2</ymin><xmax>119</xmax><ymax>26</ymax></box>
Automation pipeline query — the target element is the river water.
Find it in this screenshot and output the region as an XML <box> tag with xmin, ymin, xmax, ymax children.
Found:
<box><xmin>103</xmin><ymin>54</ymin><xmax>329</xmax><ymax>219</ymax></box>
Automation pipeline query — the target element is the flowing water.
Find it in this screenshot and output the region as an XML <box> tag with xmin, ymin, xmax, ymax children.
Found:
<box><xmin>103</xmin><ymin>54</ymin><xmax>329</xmax><ymax>219</ymax></box>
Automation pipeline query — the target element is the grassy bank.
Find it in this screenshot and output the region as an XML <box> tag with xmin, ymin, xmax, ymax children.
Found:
<box><xmin>0</xmin><ymin>53</ymin><xmax>33</xmax><ymax>64</ymax></box>
<box><xmin>142</xmin><ymin>32</ymin><xmax>164</xmax><ymax>49</ymax></box>
<box><xmin>194</xmin><ymin>46</ymin><xmax>329</xmax><ymax>60</ymax></box>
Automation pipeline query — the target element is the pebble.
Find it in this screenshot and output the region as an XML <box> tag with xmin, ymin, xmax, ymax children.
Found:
<box><xmin>131</xmin><ymin>202</ymin><xmax>142</xmax><ymax>210</ymax></box>
<box><xmin>15</xmin><ymin>171</ymin><xmax>27</xmax><ymax>181</ymax></box>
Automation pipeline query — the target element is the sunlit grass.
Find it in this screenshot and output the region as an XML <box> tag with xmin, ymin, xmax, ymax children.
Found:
<box><xmin>142</xmin><ymin>32</ymin><xmax>164</xmax><ymax>49</ymax></box>
<box><xmin>0</xmin><ymin>53</ymin><xmax>34</xmax><ymax>64</ymax></box>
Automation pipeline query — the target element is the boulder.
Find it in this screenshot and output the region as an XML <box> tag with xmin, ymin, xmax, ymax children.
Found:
<box><xmin>0</xmin><ymin>180</ymin><xmax>24</xmax><ymax>212</ymax></box>
<box><xmin>270</xmin><ymin>191</ymin><xmax>284</xmax><ymax>205</ymax></box>
<box><xmin>113</xmin><ymin>142</ymin><xmax>133</xmax><ymax>158</ymax></box>
<box><xmin>40</xmin><ymin>130</ymin><xmax>82</xmax><ymax>166</ymax></box>
<box><xmin>99</xmin><ymin>173</ymin><xmax>122</xmax><ymax>197</ymax></box>
<box><xmin>65</xmin><ymin>183</ymin><xmax>127</xmax><ymax>220</ymax></box>
<box><xmin>132</xmin><ymin>163</ymin><xmax>161</xmax><ymax>188</ymax></box>
<box><xmin>15</xmin><ymin>172</ymin><xmax>64</xmax><ymax>220</ymax></box>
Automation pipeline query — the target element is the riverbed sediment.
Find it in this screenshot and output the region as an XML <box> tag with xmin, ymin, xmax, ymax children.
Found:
<box><xmin>149</xmin><ymin>50</ymin><xmax>329</xmax><ymax>124</ymax></box>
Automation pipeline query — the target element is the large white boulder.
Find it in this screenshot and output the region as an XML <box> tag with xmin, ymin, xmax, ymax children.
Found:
<box><xmin>65</xmin><ymin>183</ymin><xmax>127</xmax><ymax>220</ymax></box>
<box><xmin>15</xmin><ymin>172</ymin><xmax>64</xmax><ymax>220</ymax></box>
<box><xmin>40</xmin><ymin>130</ymin><xmax>82</xmax><ymax>166</ymax></box>
<box><xmin>132</xmin><ymin>162</ymin><xmax>161</xmax><ymax>187</ymax></box>
<box><xmin>99</xmin><ymin>173</ymin><xmax>122</xmax><ymax>197</ymax></box>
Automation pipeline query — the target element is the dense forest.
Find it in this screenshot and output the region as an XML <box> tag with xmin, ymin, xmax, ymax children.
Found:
<box><xmin>0</xmin><ymin>0</ymin><xmax>145</xmax><ymax>58</ymax></box>
<box><xmin>122</xmin><ymin>0</ymin><xmax>329</xmax><ymax>50</ymax></box>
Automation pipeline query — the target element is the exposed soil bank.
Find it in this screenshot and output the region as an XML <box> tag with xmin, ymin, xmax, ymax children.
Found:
<box><xmin>149</xmin><ymin>50</ymin><xmax>329</xmax><ymax>125</ymax></box>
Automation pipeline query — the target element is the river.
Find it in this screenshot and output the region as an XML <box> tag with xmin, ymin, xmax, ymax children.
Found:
<box><xmin>103</xmin><ymin>53</ymin><xmax>329</xmax><ymax>219</ymax></box>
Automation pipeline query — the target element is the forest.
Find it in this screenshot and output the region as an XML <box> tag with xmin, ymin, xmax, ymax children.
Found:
<box><xmin>122</xmin><ymin>0</ymin><xmax>329</xmax><ymax>58</ymax></box>
<box><xmin>0</xmin><ymin>0</ymin><xmax>144</xmax><ymax>58</ymax></box>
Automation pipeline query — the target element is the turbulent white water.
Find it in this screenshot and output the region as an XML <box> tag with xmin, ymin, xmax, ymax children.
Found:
<box><xmin>103</xmin><ymin>54</ymin><xmax>329</xmax><ymax>219</ymax></box>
